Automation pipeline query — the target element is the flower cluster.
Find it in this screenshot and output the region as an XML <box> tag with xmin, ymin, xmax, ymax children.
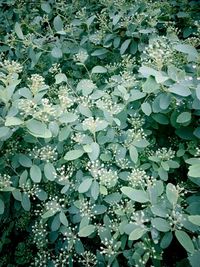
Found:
<box><xmin>153</xmin><ymin>147</ymin><xmax>175</xmax><ymax>161</ymax></box>
<box><xmin>128</xmin><ymin>168</ymin><xmax>153</xmax><ymax>188</ymax></box>
<box><xmin>86</xmin><ymin>160</ymin><xmax>118</xmax><ymax>188</ymax></box>
<box><xmin>77</xmin><ymin>251</ymin><xmax>97</xmax><ymax>267</ymax></box>
<box><xmin>0</xmin><ymin>174</ymin><xmax>12</xmax><ymax>190</ymax></box>
<box><xmin>0</xmin><ymin>60</ymin><xmax>23</xmax><ymax>74</ymax></box>
<box><xmin>29</xmin><ymin>145</ymin><xmax>58</xmax><ymax>162</ymax></box>
<box><xmin>124</xmin><ymin>128</ymin><xmax>147</xmax><ymax>146</ymax></box>
<box><xmin>18</xmin><ymin>99</ymin><xmax>37</xmax><ymax>118</ymax></box>
<box><xmin>32</xmin><ymin>221</ymin><xmax>48</xmax><ymax>249</ymax></box>
<box><xmin>29</xmin><ymin>74</ymin><xmax>48</xmax><ymax>95</ymax></box>
<box><xmin>58</xmin><ymin>86</ymin><xmax>74</xmax><ymax>109</ymax></box>
<box><xmin>142</xmin><ymin>36</ymin><xmax>174</xmax><ymax>70</ymax></box>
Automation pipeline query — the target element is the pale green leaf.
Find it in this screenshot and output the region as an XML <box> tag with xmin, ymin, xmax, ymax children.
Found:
<box><xmin>78</xmin><ymin>178</ymin><xmax>93</xmax><ymax>193</ymax></box>
<box><xmin>142</xmin><ymin>76</ymin><xmax>159</xmax><ymax>93</ymax></box>
<box><xmin>129</xmin><ymin>145</ymin><xmax>138</xmax><ymax>163</ymax></box>
<box><xmin>129</xmin><ymin>227</ymin><xmax>147</xmax><ymax>240</ymax></box>
<box><xmin>78</xmin><ymin>225</ymin><xmax>96</xmax><ymax>237</ymax></box>
<box><xmin>151</xmin><ymin>218</ymin><xmax>171</xmax><ymax>232</ymax></box>
<box><xmin>30</xmin><ymin>165</ymin><xmax>42</xmax><ymax>183</ymax></box>
<box><xmin>5</xmin><ymin>117</ymin><xmax>23</xmax><ymax>126</ymax></box>
<box><xmin>14</xmin><ymin>22</ymin><xmax>24</xmax><ymax>39</ymax></box>
<box><xmin>175</xmin><ymin>230</ymin><xmax>195</xmax><ymax>254</ymax></box>
<box><xmin>188</xmin><ymin>164</ymin><xmax>200</xmax><ymax>178</ymax></box>
<box><xmin>176</xmin><ymin>112</ymin><xmax>191</xmax><ymax>124</ymax></box>
<box><xmin>188</xmin><ymin>215</ymin><xmax>200</xmax><ymax>226</ymax></box>
<box><xmin>120</xmin><ymin>39</ymin><xmax>131</xmax><ymax>55</ymax></box>
<box><xmin>92</xmin><ymin>66</ymin><xmax>107</xmax><ymax>74</ymax></box>
<box><xmin>141</xmin><ymin>102</ymin><xmax>152</xmax><ymax>116</ymax></box>
<box><xmin>64</xmin><ymin>149</ymin><xmax>84</xmax><ymax>161</ymax></box>
<box><xmin>44</xmin><ymin>163</ymin><xmax>56</xmax><ymax>181</ymax></box>
<box><xmin>121</xmin><ymin>187</ymin><xmax>149</xmax><ymax>203</ymax></box>
<box><xmin>53</xmin><ymin>15</ymin><xmax>63</xmax><ymax>32</ymax></box>
<box><xmin>166</xmin><ymin>183</ymin><xmax>178</xmax><ymax>205</ymax></box>
<box><xmin>26</xmin><ymin>120</ymin><xmax>52</xmax><ymax>139</ymax></box>
<box><xmin>51</xmin><ymin>47</ymin><xmax>63</xmax><ymax>58</ymax></box>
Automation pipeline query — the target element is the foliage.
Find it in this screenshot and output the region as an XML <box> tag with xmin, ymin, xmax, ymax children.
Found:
<box><xmin>0</xmin><ymin>0</ymin><xmax>200</xmax><ymax>266</ymax></box>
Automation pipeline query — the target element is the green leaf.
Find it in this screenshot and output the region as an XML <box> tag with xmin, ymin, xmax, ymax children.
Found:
<box><xmin>120</xmin><ymin>39</ymin><xmax>131</xmax><ymax>55</ymax></box>
<box><xmin>160</xmin><ymin>232</ymin><xmax>173</xmax><ymax>249</ymax></box>
<box><xmin>121</xmin><ymin>187</ymin><xmax>149</xmax><ymax>203</ymax></box>
<box><xmin>0</xmin><ymin>127</ymin><xmax>10</xmax><ymax>138</ymax></box>
<box><xmin>58</xmin><ymin>126</ymin><xmax>70</xmax><ymax>141</ymax></box>
<box><xmin>91</xmin><ymin>180</ymin><xmax>100</xmax><ymax>200</ymax></box>
<box><xmin>175</xmin><ymin>230</ymin><xmax>195</xmax><ymax>254</ymax></box>
<box><xmin>91</xmin><ymin>48</ymin><xmax>108</xmax><ymax>56</ymax></box>
<box><xmin>53</xmin><ymin>15</ymin><xmax>63</xmax><ymax>32</ymax></box>
<box><xmin>55</xmin><ymin>73</ymin><xmax>67</xmax><ymax>84</ymax></box>
<box><xmin>169</xmin><ymin>84</ymin><xmax>191</xmax><ymax>96</ymax></box>
<box><xmin>21</xmin><ymin>193</ymin><xmax>31</xmax><ymax>211</ymax></box>
<box><xmin>12</xmin><ymin>189</ymin><xmax>22</xmax><ymax>201</ymax></box>
<box><xmin>91</xmin><ymin>205</ymin><xmax>107</xmax><ymax>215</ymax></box>
<box><xmin>152</xmin><ymin>114</ymin><xmax>169</xmax><ymax>125</ymax></box>
<box><xmin>174</xmin><ymin>44</ymin><xmax>198</xmax><ymax>61</ymax></box>
<box><xmin>176</xmin><ymin>112</ymin><xmax>191</xmax><ymax>124</ymax></box>
<box><xmin>151</xmin><ymin>218</ymin><xmax>171</xmax><ymax>232</ymax></box>
<box><xmin>51</xmin><ymin>47</ymin><xmax>63</xmax><ymax>58</ymax></box>
<box><xmin>188</xmin><ymin>164</ymin><xmax>200</xmax><ymax>178</ymax></box>
<box><xmin>14</xmin><ymin>22</ymin><xmax>24</xmax><ymax>39</ymax></box>
<box><xmin>142</xmin><ymin>76</ymin><xmax>159</xmax><ymax>93</ymax></box>
<box><xmin>42</xmin><ymin>209</ymin><xmax>57</xmax><ymax>219</ymax></box>
<box><xmin>36</xmin><ymin>189</ymin><xmax>47</xmax><ymax>201</ymax></box>
<box><xmin>30</xmin><ymin>165</ymin><xmax>42</xmax><ymax>183</ymax></box>
<box><xmin>129</xmin><ymin>145</ymin><xmax>138</xmax><ymax>163</ymax></box>
<box><xmin>139</xmin><ymin>66</ymin><xmax>168</xmax><ymax>83</ymax></box>
<box><xmin>129</xmin><ymin>91</ymin><xmax>146</xmax><ymax>102</ymax></box>
<box><xmin>41</xmin><ymin>2</ymin><xmax>51</xmax><ymax>13</ymax></box>
<box><xmin>18</xmin><ymin>154</ymin><xmax>32</xmax><ymax>167</ymax></box>
<box><xmin>5</xmin><ymin>117</ymin><xmax>23</xmax><ymax>126</ymax></box>
<box><xmin>59</xmin><ymin>211</ymin><xmax>68</xmax><ymax>226</ymax></box>
<box><xmin>78</xmin><ymin>225</ymin><xmax>96</xmax><ymax>237</ymax></box>
<box><xmin>129</xmin><ymin>227</ymin><xmax>147</xmax><ymax>240</ymax></box>
<box><xmin>59</xmin><ymin>112</ymin><xmax>78</xmax><ymax>124</ymax></box>
<box><xmin>166</xmin><ymin>183</ymin><xmax>178</xmax><ymax>205</ymax></box>
<box><xmin>196</xmin><ymin>84</ymin><xmax>200</xmax><ymax>101</ymax></box>
<box><xmin>78</xmin><ymin>178</ymin><xmax>93</xmax><ymax>193</ymax></box>
<box><xmin>92</xmin><ymin>66</ymin><xmax>107</xmax><ymax>74</ymax></box>
<box><xmin>64</xmin><ymin>149</ymin><xmax>84</xmax><ymax>161</ymax></box>
<box><xmin>87</xmin><ymin>142</ymin><xmax>100</xmax><ymax>161</ymax></box>
<box><xmin>44</xmin><ymin>163</ymin><xmax>56</xmax><ymax>181</ymax></box>
<box><xmin>104</xmin><ymin>192</ymin><xmax>121</xmax><ymax>204</ymax></box>
<box><xmin>51</xmin><ymin>214</ymin><xmax>60</xmax><ymax>231</ymax></box>
<box><xmin>132</xmin><ymin>139</ymin><xmax>149</xmax><ymax>148</ymax></box>
<box><xmin>80</xmin><ymin>216</ymin><xmax>90</xmax><ymax>229</ymax></box>
<box><xmin>26</xmin><ymin>120</ymin><xmax>52</xmax><ymax>139</ymax></box>
<box><xmin>0</xmin><ymin>199</ymin><xmax>5</xmax><ymax>215</ymax></box>
<box><xmin>188</xmin><ymin>215</ymin><xmax>200</xmax><ymax>226</ymax></box>
<box><xmin>193</xmin><ymin>127</ymin><xmax>200</xmax><ymax>139</ymax></box>
<box><xmin>159</xmin><ymin>94</ymin><xmax>171</xmax><ymax>110</ymax></box>
<box><xmin>141</xmin><ymin>102</ymin><xmax>152</xmax><ymax>116</ymax></box>
<box><xmin>189</xmin><ymin>251</ymin><xmax>200</xmax><ymax>267</ymax></box>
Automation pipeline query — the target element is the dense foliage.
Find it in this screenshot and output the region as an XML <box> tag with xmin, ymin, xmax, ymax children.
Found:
<box><xmin>0</xmin><ymin>0</ymin><xmax>200</xmax><ymax>266</ymax></box>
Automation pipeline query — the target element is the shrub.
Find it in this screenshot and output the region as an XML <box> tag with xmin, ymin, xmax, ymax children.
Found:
<box><xmin>0</xmin><ymin>0</ymin><xmax>200</xmax><ymax>266</ymax></box>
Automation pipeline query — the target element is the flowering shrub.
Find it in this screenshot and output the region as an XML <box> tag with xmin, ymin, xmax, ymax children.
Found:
<box><xmin>0</xmin><ymin>0</ymin><xmax>200</xmax><ymax>266</ymax></box>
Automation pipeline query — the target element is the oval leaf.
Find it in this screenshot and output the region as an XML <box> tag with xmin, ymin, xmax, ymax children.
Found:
<box><xmin>175</xmin><ymin>230</ymin><xmax>195</xmax><ymax>254</ymax></box>
<box><xmin>78</xmin><ymin>225</ymin><xmax>96</xmax><ymax>237</ymax></box>
<box><xmin>30</xmin><ymin>165</ymin><xmax>42</xmax><ymax>183</ymax></box>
